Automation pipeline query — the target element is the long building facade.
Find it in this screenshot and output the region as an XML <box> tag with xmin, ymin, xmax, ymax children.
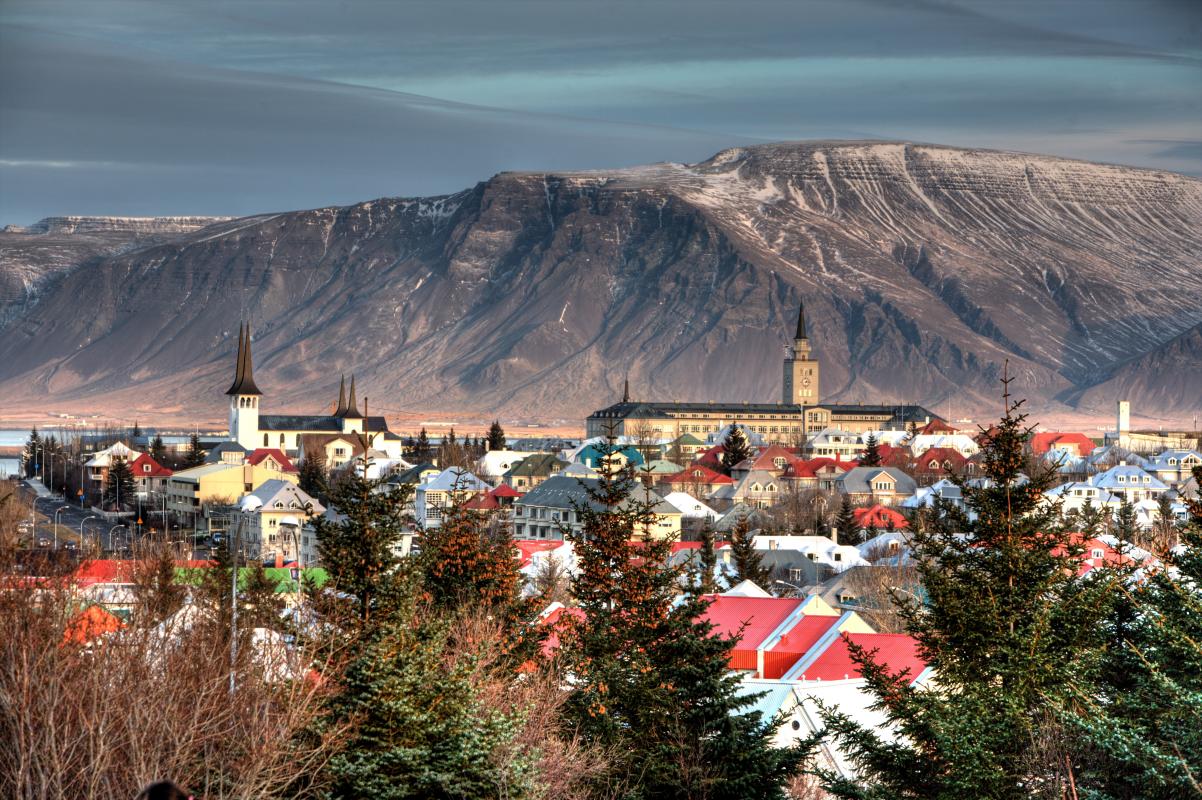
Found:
<box><xmin>586</xmin><ymin>302</ymin><xmax>939</xmax><ymax>441</ymax></box>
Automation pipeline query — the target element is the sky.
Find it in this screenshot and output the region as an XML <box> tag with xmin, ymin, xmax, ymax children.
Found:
<box><xmin>1</xmin><ymin>0</ymin><xmax>1199</xmax><ymax>224</ymax></box>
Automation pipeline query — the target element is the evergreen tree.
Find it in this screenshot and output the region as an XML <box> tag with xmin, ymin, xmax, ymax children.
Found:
<box><xmin>728</xmin><ymin>517</ymin><xmax>772</xmax><ymax>589</ymax></box>
<box><xmin>1063</xmin><ymin>464</ymin><xmax>1202</xmax><ymax>797</ymax></box>
<box><xmin>486</xmin><ymin>420</ymin><xmax>506</xmax><ymax>451</ymax></box>
<box><xmin>133</xmin><ymin>544</ymin><xmax>186</xmax><ymax>623</ymax></box>
<box><xmin>239</xmin><ymin>562</ymin><xmax>286</xmax><ymax>630</ymax></box>
<box><xmin>415</xmin><ymin>428</ymin><xmax>432</xmax><ymax>461</ymax></box>
<box><xmin>813</xmin><ymin>376</ymin><xmax>1111</xmax><ymax>799</ymax></box>
<box><xmin>150</xmin><ymin>434</ymin><xmax>167</xmax><ymax>464</ymax></box>
<box><xmin>298</xmin><ymin>456</ymin><xmax>329</xmax><ymax>500</ymax></box>
<box><xmin>860</xmin><ymin>432</ymin><xmax>882</xmax><ymax>467</ymax></box>
<box><xmin>563</xmin><ymin>435</ymin><xmax>804</xmax><ymax>798</ymax></box>
<box><xmin>697</xmin><ymin>524</ymin><xmax>718</xmax><ymax>594</ymax></box>
<box><xmin>131</xmin><ymin>420</ymin><xmax>142</xmax><ymax>439</ymax></box>
<box><xmin>102</xmin><ymin>456</ymin><xmax>136</xmax><ymax>511</ymax></box>
<box><xmin>185</xmin><ymin>432</ymin><xmax>205</xmax><ymax>467</ymax></box>
<box><xmin>314</xmin><ymin>466</ymin><xmax>414</xmax><ymax>625</ymax></box>
<box><xmin>834</xmin><ymin>494</ymin><xmax>857</xmax><ymax>543</ymax></box>
<box><xmin>720</xmin><ymin>424</ymin><xmax>753</xmax><ymax>475</ymax></box>
<box><xmin>1112</xmin><ymin>497</ymin><xmax>1138</xmax><ymax>549</ymax></box>
<box><xmin>23</xmin><ymin>427</ymin><xmax>40</xmax><ymax>478</ymax></box>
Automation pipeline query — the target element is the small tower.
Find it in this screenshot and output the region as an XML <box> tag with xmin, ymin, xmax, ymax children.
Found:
<box><xmin>622</xmin><ymin>376</ymin><xmax>631</xmax><ymax>404</ymax></box>
<box><xmin>226</xmin><ymin>323</ymin><xmax>263</xmax><ymax>449</ymax></box>
<box><xmin>334</xmin><ymin>375</ymin><xmax>347</xmax><ymax>417</ymax></box>
<box><xmin>341</xmin><ymin>375</ymin><xmax>364</xmax><ymax>434</ymax></box>
<box><xmin>782</xmin><ymin>300</ymin><xmax>820</xmax><ymax>406</ymax></box>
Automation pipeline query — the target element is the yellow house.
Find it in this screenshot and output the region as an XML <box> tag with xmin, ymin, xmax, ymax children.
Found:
<box><xmin>167</xmin><ymin>461</ymin><xmax>298</xmax><ymax>514</ymax></box>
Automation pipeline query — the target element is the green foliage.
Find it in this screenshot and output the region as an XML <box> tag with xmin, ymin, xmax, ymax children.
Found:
<box><xmin>298</xmin><ymin>455</ymin><xmax>328</xmax><ymax>501</ymax></box>
<box><xmin>563</xmin><ymin>436</ymin><xmax>803</xmax><ymax>798</ymax></box>
<box><xmin>413</xmin><ymin>428</ymin><xmax>432</xmax><ymax>461</ymax></box>
<box><xmin>728</xmin><ymin>518</ymin><xmax>772</xmax><ymax>589</ymax></box>
<box><xmin>697</xmin><ymin>525</ymin><xmax>718</xmax><ymax>594</ymax></box>
<box><xmin>814</xmin><ymin>378</ymin><xmax>1112</xmax><ymax>799</ymax></box>
<box><xmin>102</xmin><ymin>456</ymin><xmax>136</xmax><ymax>511</ymax></box>
<box><xmin>835</xmin><ymin>494</ymin><xmax>857</xmax><ymax>543</ymax></box>
<box><xmin>860</xmin><ymin>433</ymin><xmax>882</xmax><ymax>467</ymax></box>
<box><xmin>185</xmin><ymin>432</ymin><xmax>205</xmax><ymax>467</ymax></box>
<box><xmin>487</xmin><ymin>420</ymin><xmax>506</xmax><ymax>452</ymax></box>
<box><xmin>720</xmin><ymin>424</ymin><xmax>753</xmax><ymax>475</ymax></box>
<box><xmin>23</xmin><ymin>427</ymin><xmax>40</xmax><ymax>478</ymax></box>
<box><xmin>150</xmin><ymin>434</ymin><xmax>167</xmax><ymax>464</ymax></box>
<box><xmin>314</xmin><ymin>466</ymin><xmax>413</xmax><ymax>626</ymax></box>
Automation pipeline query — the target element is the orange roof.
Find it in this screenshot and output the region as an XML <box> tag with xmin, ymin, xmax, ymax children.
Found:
<box><xmin>800</xmin><ymin>632</ymin><xmax>926</xmax><ymax>683</ymax></box>
<box><xmin>62</xmin><ymin>605</ymin><xmax>124</xmax><ymax>645</ymax></box>
<box><xmin>1030</xmin><ymin>432</ymin><xmax>1096</xmax><ymax>457</ymax></box>
<box><xmin>853</xmin><ymin>505</ymin><xmax>909</xmax><ymax>530</ymax></box>
<box><xmin>513</xmin><ymin>539</ymin><xmax>563</xmax><ymax>567</ymax></box>
<box><xmin>663</xmin><ymin>464</ymin><xmax>734</xmax><ymax>485</ymax></box>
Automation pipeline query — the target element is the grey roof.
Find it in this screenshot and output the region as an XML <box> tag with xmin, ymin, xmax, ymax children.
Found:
<box><xmin>589</xmin><ymin>400</ymin><xmax>940</xmax><ymax>427</ymax></box>
<box><xmin>836</xmin><ymin>466</ymin><xmax>918</xmax><ymax>496</ymax></box>
<box><xmin>390</xmin><ymin>463</ymin><xmax>439</xmax><ymax>485</ymax></box>
<box><xmin>204</xmin><ymin>441</ymin><xmax>248</xmax><ymax>462</ymax></box>
<box><xmin>259</xmin><ymin>414</ymin><xmax>390</xmax><ymax>432</ymax></box>
<box><xmin>517</xmin><ymin>475</ymin><xmax>678</xmax><ymax>515</ymax></box>
<box><xmin>505</xmin><ymin>453</ymin><xmax>568</xmax><ymax>478</ymax></box>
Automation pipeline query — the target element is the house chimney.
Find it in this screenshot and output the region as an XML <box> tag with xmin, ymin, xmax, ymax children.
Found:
<box><xmin>830</xmin><ymin>527</ymin><xmax>838</xmax><ymax>545</ymax></box>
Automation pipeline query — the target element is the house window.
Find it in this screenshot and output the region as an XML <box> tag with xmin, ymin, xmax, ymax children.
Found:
<box><xmin>834</xmin><ymin>552</ymin><xmax>842</xmax><ymax>561</ymax></box>
<box><xmin>1091</xmin><ymin>549</ymin><xmax>1104</xmax><ymax>559</ymax></box>
<box><xmin>334</xmin><ymin>447</ymin><xmax>346</xmax><ymax>457</ymax></box>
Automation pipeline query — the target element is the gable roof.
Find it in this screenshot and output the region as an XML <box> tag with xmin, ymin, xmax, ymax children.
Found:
<box><xmin>505</xmin><ymin>452</ymin><xmax>568</xmax><ymax>478</ymax></box>
<box><xmin>247</xmin><ymin>448</ymin><xmax>297</xmax><ymax>472</ymax></box>
<box><xmin>797</xmin><ymin>632</ymin><xmax>926</xmax><ymax>683</ymax></box>
<box><xmin>247</xmin><ymin>479</ymin><xmax>325</xmax><ymax>514</ymax></box>
<box><xmin>701</xmin><ymin>595</ymin><xmax>806</xmax><ymax>650</ymax></box>
<box><xmin>517</xmin><ymin>475</ymin><xmax>678</xmax><ymax>516</ymax></box>
<box><xmin>852</xmin><ymin>504</ymin><xmax>909</xmax><ymax>530</ymax></box>
<box><xmin>662</xmin><ymin>464</ymin><xmax>734</xmax><ymax>485</ymax></box>
<box><xmin>129</xmin><ymin>452</ymin><xmax>172</xmax><ymax>478</ymax></box>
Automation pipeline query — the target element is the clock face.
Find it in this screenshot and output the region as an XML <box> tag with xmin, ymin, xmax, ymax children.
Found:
<box><xmin>802</xmin><ymin>378</ymin><xmax>811</xmax><ymax>387</ymax></box>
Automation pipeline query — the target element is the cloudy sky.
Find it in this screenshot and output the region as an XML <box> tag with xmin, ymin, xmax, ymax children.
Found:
<box><xmin>1</xmin><ymin>0</ymin><xmax>1199</xmax><ymax>223</ymax></box>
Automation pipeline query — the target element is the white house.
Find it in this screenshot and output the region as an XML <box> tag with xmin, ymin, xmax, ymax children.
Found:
<box><xmin>750</xmin><ymin>534</ymin><xmax>867</xmax><ymax>573</ymax></box>
<box><xmin>1091</xmin><ymin>463</ymin><xmax>1169</xmax><ymax>504</ymax></box>
<box><xmin>414</xmin><ymin>468</ymin><xmax>491</xmax><ymax>529</ymax></box>
<box><xmin>907</xmin><ymin>434</ymin><xmax>980</xmax><ymax>458</ymax></box>
<box><xmin>1146</xmin><ymin>450</ymin><xmax>1202</xmax><ymax>487</ymax></box>
<box><xmin>660</xmin><ymin>490</ymin><xmax>720</xmax><ymax>521</ymax></box>
<box><xmin>242</xmin><ymin>479</ymin><xmax>325</xmax><ymax>565</ymax></box>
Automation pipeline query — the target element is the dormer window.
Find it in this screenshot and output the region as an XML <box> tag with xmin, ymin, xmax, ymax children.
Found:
<box><xmin>1091</xmin><ymin>549</ymin><xmax>1104</xmax><ymax>559</ymax></box>
<box><xmin>143</xmin><ymin>464</ymin><xmax>151</xmax><ymax>473</ymax></box>
<box><xmin>1117</xmin><ymin>475</ymin><xmax>1126</xmax><ymax>483</ymax></box>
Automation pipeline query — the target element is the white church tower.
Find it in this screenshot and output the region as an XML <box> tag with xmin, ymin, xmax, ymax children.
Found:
<box><xmin>226</xmin><ymin>322</ymin><xmax>263</xmax><ymax>450</ymax></box>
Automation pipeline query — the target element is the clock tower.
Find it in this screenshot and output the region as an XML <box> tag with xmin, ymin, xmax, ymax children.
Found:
<box><xmin>782</xmin><ymin>301</ymin><xmax>820</xmax><ymax>406</ymax></box>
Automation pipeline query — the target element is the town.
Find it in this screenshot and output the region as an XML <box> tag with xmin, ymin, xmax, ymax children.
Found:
<box><xmin>3</xmin><ymin>302</ymin><xmax>1199</xmax><ymax>798</ymax></box>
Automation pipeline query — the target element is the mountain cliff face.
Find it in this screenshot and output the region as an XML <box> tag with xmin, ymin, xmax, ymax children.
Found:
<box><xmin>0</xmin><ymin>141</ymin><xmax>1198</xmax><ymax>424</ymax></box>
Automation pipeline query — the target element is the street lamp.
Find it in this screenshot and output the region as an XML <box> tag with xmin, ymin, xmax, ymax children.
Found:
<box><xmin>774</xmin><ymin>579</ymin><xmax>806</xmax><ymax>596</ymax></box>
<box><xmin>230</xmin><ymin>495</ymin><xmax>263</xmax><ymax>694</ymax></box>
<box><xmin>53</xmin><ymin>506</ymin><xmax>70</xmax><ymax>550</ymax></box>
<box><xmin>80</xmin><ymin>515</ymin><xmax>97</xmax><ymax>553</ymax></box>
<box><xmin>108</xmin><ymin>524</ymin><xmax>127</xmax><ymax>553</ymax></box>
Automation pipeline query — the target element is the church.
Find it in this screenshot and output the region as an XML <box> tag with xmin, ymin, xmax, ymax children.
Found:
<box><xmin>224</xmin><ymin>324</ymin><xmax>404</xmax><ymax>459</ymax></box>
<box><xmin>586</xmin><ymin>302</ymin><xmax>939</xmax><ymax>441</ymax></box>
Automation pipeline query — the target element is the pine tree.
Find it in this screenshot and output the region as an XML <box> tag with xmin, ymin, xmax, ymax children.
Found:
<box><xmin>860</xmin><ymin>432</ymin><xmax>882</xmax><ymax>467</ymax></box>
<box><xmin>314</xmin><ymin>467</ymin><xmax>414</xmax><ymax>626</ymax></box>
<box><xmin>131</xmin><ymin>420</ymin><xmax>142</xmax><ymax>439</ymax></box>
<box><xmin>1063</xmin><ymin>464</ymin><xmax>1202</xmax><ymax>797</ymax></box>
<box><xmin>486</xmin><ymin>420</ymin><xmax>506</xmax><ymax>452</ymax></box>
<box><xmin>419</xmin><ymin>501</ymin><xmax>526</xmax><ymax>616</ymax></box>
<box><xmin>728</xmin><ymin>517</ymin><xmax>772</xmax><ymax>589</ymax></box>
<box><xmin>834</xmin><ymin>494</ymin><xmax>857</xmax><ymax>543</ymax></box>
<box><xmin>103</xmin><ymin>456</ymin><xmax>136</xmax><ymax>511</ymax></box>
<box><xmin>720</xmin><ymin>424</ymin><xmax>753</xmax><ymax>475</ymax></box>
<box><xmin>1112</xmin><ymin>497</ymin><xmax>1138</xmax><ymax>549</ymax></box>
<box><xmin>563</xmin><ymin>435</ymin><xmax>804</xmax><ymax>798</ymax></box>
<box><xmin>239</xmin><ymin>562</ymin><xmax>286</xmax><ymax>630</ymax></box>
<box><xmin>697</xmin><ymin>524</ymin><xmax>719</xmax><ymax>594</ymax></box>
<box><xmin>133</xmin><ymin>543</ymin><xmax>186</xmax><ymax>623</ymax></box>
<box><xmin>813</xmin><ymin>375</ymin><xmax>1112</xmax><ymax>799</ymax></box>
<box><xmin>298</xmin><ymin>456</ymin><xmax>328</xmax><ymax>500</ymax></box>
<box><xmin>415</xmin><ymin>428</ymin><xmax>432</xmax><ymax>461</ymax></box>
<box><xmin>150</xmin><ymin>434</ymin><xmax>167</xmax><ymax>464</ymax></box>
<box><xmin>23</xmin><ymin>427</ymin><xmax>40</xmax><ymax>478</ymax></box>
<box><xmin>185</xmin><ymin>432</ymin><xmax>205</xmax><ymax>467</ymax></box>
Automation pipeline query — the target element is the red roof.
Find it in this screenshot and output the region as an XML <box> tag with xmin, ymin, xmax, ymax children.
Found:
<box><xmin>463</xmin><ymin>492</ymin><xmax>500</xmax><ymax>510</ymax></box>
<box><xmin>73</xmin><ymin>560</ymin><xmax>139</xmax><ymax>586</ymax></box>
<box><xmin>694</xmin><ymin>445</ymin><xmax>725</xmax><ymax>470</ymax></box>
<box><xmin>513</xmin><ymin>539</ymin><xmax>564</xmax><ymax>568</ymax></box>
<box><xmin>870</xmin><ymin>444</ymin><xmax>912</xmax><ymax>469</ymax></box>
<box><xmin>663</xmin><ymin>464</ymin><xmax>734</xmax><ymax>485</ymax></box>
<box><xmin>490</xmin><ymin>484</ymin><xmax>522</xmax><ymax>498</ymax></box>
<box><xmin>800</xmin><ymin>632</ymin><xmax>926</xmax><ymax>683</ymax></box>
<box><xmin>129</xmin><ymin>452</ymin><xmax>172</xmax><ymax>478</ymax></box>
<box><xmin>801</xmin><ymin>457</ymin><xmax>851</xmax><ymax>474</ymax></box>
<box><xmin>761</xmin><ymin>614</ymin><xmax>843</xmax><ymax>679</ymax></box>
<box><xmin>62</xmin><ymin>605</ymin><xmax>124</xmax><ymax>645</ymax></box>
<box><xmin>537</xmin><ymin>604</ymin><xmax>585</xmax><ymax>659</ymax></box>
<box><xmin>1030</xmin><ymin>432</ymin><xmax>1096</xmax><ymax>457</ymax></box>
<box><xmin>913</xmin><ymin>447</ymin><xmax>968</xmax><ymax>472</ymax></box>
<box><xmin>745</xmin><ymin>445</ymin><xmax>805</xmax><ymax>474</ymax></box>
<box><xmin>247</xmin><ymin>448</ymin><xmax>297</xmax><ymax>472</ymax></box>
<box><xmin>701</xmin><ymin>595</ymin><xmax>806</xmax><ymax>655</ymax></box>
<box><xmin>853</xmin><ymin>505</ymin><xmax>909</xmax><ymax>530</ymax></box>
<box><xmin>920</xmin><ymin>419</ymin><xmax>956</xmax><ymax>435</ymax></box>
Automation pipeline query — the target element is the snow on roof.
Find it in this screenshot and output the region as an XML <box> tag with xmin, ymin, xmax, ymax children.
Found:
<box><xmin>660</xmin><ymin>491</ymin><xmax>719</xmax><ymax>519</ymax></box>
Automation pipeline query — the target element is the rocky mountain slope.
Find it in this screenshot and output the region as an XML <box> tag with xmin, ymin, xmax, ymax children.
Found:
<box><xmin>0</xmin><ymin>141</ymin><xmax>1198</xmax><ymax>425</ymax></box>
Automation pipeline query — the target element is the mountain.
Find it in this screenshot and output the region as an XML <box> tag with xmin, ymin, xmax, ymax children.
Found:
<box><xmin>0</xmin><ymin>141</ymin><xmax>1199</xmax><ymax>426</ymax></box>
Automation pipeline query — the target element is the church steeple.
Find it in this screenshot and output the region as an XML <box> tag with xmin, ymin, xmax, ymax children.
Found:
<box><xmin>334</xmin><ymin>375</ymin><xmax>347</xmax><ymax>417</ymax></box>
<box><xmin>622</xmin><ymin>376</ymin><xmax>631</xmax><ymax>404</ymax></box>
<box><xmin>794</xmin><ymin>300</ymin><xmax>807</xmax><ymax>341</ymax></box>
<box><xmin>343</xmin><ymin>375</ymin><xmax>363</xmax><ymax>419</ymax></box>
<box><xmin>225</xmin><ymin>322</ymin><xmax>262</xmax><ymax>396</ymax></box>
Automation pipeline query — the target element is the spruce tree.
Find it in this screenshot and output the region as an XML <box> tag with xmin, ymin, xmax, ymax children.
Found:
<box><xmin>487</xmin><ymin>420</ymin><xmax>506</xmax><ymax>451</ymax></box>
<box><xmin>415</xmin><ymin>428</ymin><xmax>432</xmax><ymax>461</ymax></box>
<box><xmin>103</xmin><ymin>456</ymin><xmax>136</xmax><ymax>511</ymax></box>
<box><xmin>131</xmin><ymin>420</ymin><xmax>142</xmax><ymax>439</ymax></box>
<box><xmin>185</xmin><ymin>432</ymin><xmax>205</xmax><ymax>467</ymax></box>
<box><xmin>834</xmin><ymin>494</ymin><xmax>857</xmax><ymax>543</ymax></box>
<box><xmin>813</xmin><ymin>376</ymin><xmax>1111</xmax><ymax>799</ymax></box>
<box><xmin>298</xmin><ymin>456</ymin><xmax>328</xmax><ymax>500</ymax></box>
<box><xmin>728</xmin><ymin>517</ymin><xmax>772</xmax><ymax>589</ymax></box>
<box><xmin>720</xmin><ymin>423</ymin><xmax>753</xmax><ymax>475</ymax></box>
<box><xmin>150</xmin><ymin>434</ymin><xmax>167</xmax><ymax>464</ymax></box>
<box><xmin>860</xmin><ymin>432</ymin><xmax>882</xmax><ymax>467</ymax></box>
<box><xmin>23</xmin><ymin>427</ymin><xmax>40</xmax><ymax>478</ymax></box>
<box><xmin>1112</xmin><ymin>497</ymin><xmax>1138</xmax><ymax>549</ymax></box>
<box><xmin>563</xmin><ymin>435</ymin><xmax>804</xmax><ymax>798</ymax></box>
<box><xmin>697</xmin><ymin>524</ymin><xmax>718</xmax><ymax>594</ymax></box>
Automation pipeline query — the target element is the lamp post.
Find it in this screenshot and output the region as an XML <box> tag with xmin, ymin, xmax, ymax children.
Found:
<box><xmin>80</xmin><ymin>515</ymin><xmax>97</xmax><ymax>553</ymax></box>
<box><xmin>108</xmin><ymin>524</ymin><xmax>127</xmax><ymax>553</ymax></box>
<box><xmin>230</xmin><ymin>495</ymin><xmax>264</xmax><ymax>694</ymax></box>
<box><xmin>773</xmin><ymin>579</ymin><xmax>806</xmax><ymax>597</ymax></box>
<box><xmin>53</xmin><ymin>506</ymin><xmax>70</xmax><ymax>550</ymax></box>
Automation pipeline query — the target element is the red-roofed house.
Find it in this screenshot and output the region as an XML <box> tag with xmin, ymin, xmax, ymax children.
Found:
<box><xmin>693</xmin><ymin>445</ymin><xmax>726</xmax><ymax>471</ymax></box>
<box><xmin>1030</xmin><ymin>432</ymin><xmax>1096</xmax><ymax>459</ymax></box>
<box><xmin>659</xmin><ymin>464</ymin><xmax>734</xmax><ymax>495</ymax></box>
<box><xmin>912</xmin><ymin>447</ymin><xmax>968</xmax><ymax>481</ymax></box>
<box><xmin>760</xmin><ymin>611</ymin><xmax>871</xmax><ymax>678</ymax></box>
<box><xmin>871</xmin><ymin>444</ymin><xmax>913</xmax><ymax>470</ymax></box>
<box><xmin>128</xmin><ymin>453</ymin><xmax>173</xmax><ymax>498</ymax></box>
<box><xmin>62</xmin><ymin>605</ymin><xmax>124</xmax><ymax>646</ymax></box>
<box><xmin>734</xmin><ymin>445</ymin><xmax>805</xmax><ymax>478</ymax></box>
<box><xmin>919</xmin><ymin>419</ymin><xmax>957</xmax><ymax>435</ymax></box>
<box><xmin>785</xmin><ymin>632</ymin><xmax>927</xmax><ymax>683</ymax></box>
<box><xmin>247</xmin><ymin>448</ymin><xmax>298</xmax><ymax>473</ymax></box>
<box><xmin>799</xmin><ymin>458</ymin><xmax>853</xmax><ymax>492</ymax></box>
<box><xmin>852</xmin><ymin>505</ymin><xmax>909</xmax><ymax>532</ymax></box>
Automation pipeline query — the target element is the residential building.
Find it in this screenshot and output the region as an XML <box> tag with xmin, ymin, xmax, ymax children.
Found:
<box><xmin>1146</xmin><ymin>449</ymin><xmax>1202</xmax><ymax>486</ymax></box>
<box><xmin>166</xmin><ymin>461</ymin><xmax>298</xmax><ymax>516</ymax></box>
<box><xmin>82</xmin><ymin>441</ymin><xmax>139</xmax><ymax>501</ymax></box>
<box><xmin>503</xmin><ymin>453</ymin><xmax>570</xmax><ymax>491</ymax></box>
<box><xmin>128</xmin><ymin>452</ymin><xmax>173</xmax><ymax>499</ymax></box>
<box><xmin>513</xmin><ymin>475</ymin><xmax>682</xmax><ymax>541</ymax></box>
<box><xmin>242</xmin><ymin>480</ymin><xmax>325</xmax><ymax>564</ymax></box>
<box><xmin>1091</xmin><ymin>462</ymin><xmax>1169</xmax><ymax>504</ymax></box>
<box><xmin>414</xmin><ymin>468</ymin><xmax>492</xmax><ymax>529</ymax></box>
<box><xmin>835</xmin><ymin>467</ymin><xmax>918</xmax><ymax>507</ymax></box>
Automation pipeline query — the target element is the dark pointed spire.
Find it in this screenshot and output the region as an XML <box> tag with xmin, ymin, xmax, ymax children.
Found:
<box><xmin>334</xmin><ymin>375</ymin><xmax>347</xmax><ymax>417</ymax></box>
<box><xmin>343</xmin><ymin>375</ymin><xmax>363</xmax><ymax>419</ymax></box>
<box><xmin>226</xmin><ymin>322</ymin><xmax>262</xmax><ymax>395</ymax></box>
<box><xmin>794</xmin><ymin>300</ymin><xmax>807</xmax><ymax>341</ymax></box>
<box><xmin>622</xmin><ymin>376</ymin><xmax>630</xmax><ymax>404</ymax></box>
